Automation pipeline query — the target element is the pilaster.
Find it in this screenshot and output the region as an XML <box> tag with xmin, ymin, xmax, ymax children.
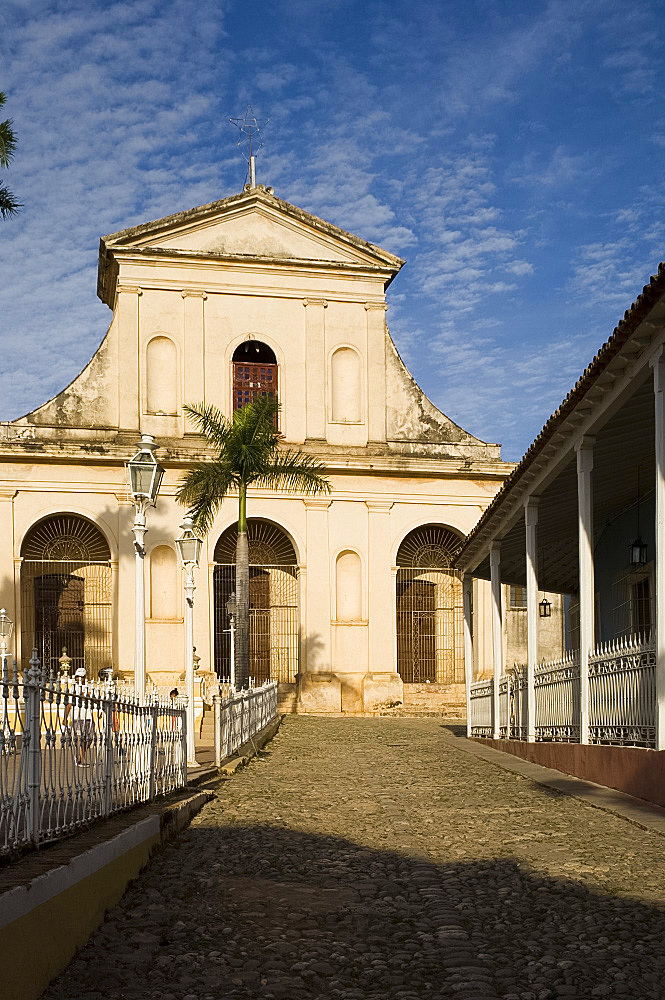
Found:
<box><xmin>182</xmin><ymin>289</ymin><xmax>206</xmax><ymax>433</ymax></box>
<box><xmin>365</xmin><ymin>302</ymin><xmax>388</xmax><ymax>443</ymax></box>
<box><xmin>304</xmin><ymin>299</ymin><xmax>327</xmax><ymax>441</ymax></box>
<box><xmin>365</xmin><ymin>499</ymin><xmax>395</xmax><ymax>673</ymax></box>
<box><xmin>115</xmin><ymin>494</ymin><xmax>137</xmax><ymax>678</ymax></box>
<box><xmin>116</xmin><ymin>286</ymin><xmax>142</xmax><ymax>432</ymax></box>
<box><xmin>303</xmin><ymin>498</ymin><xmax>332</xmax><ymax>671</ymax></box>
<box><xmin>0</xmin><ymin>490</ymin><xmax>17</xmax><ymax>657</ymax></box>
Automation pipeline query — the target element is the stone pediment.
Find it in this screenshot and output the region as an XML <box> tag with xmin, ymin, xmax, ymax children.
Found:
<box><xmin>98</xmin><ymin>187</ymin><xmax>404</xmax><ymax>306</ymax></box>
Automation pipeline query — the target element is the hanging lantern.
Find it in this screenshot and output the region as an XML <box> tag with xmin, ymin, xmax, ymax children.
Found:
<box><xmin>539</xmin><ymin>597</ymin><xmax>552</xmax><ymax>619</ymax></box>
<box><xmin>630</xmin><ymin>537</ymin><xmax>648</xmax><ymax>567</ymax></box>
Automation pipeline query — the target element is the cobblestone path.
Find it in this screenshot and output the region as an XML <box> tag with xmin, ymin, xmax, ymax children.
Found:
<box><xmin>43</xmin><ymin>719</ymin><xmax>665</xmax><ymax>1000</ymax></box>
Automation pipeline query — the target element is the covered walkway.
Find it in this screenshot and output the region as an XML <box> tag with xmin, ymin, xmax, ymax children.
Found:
<box><xmin>44</xmin><ymin>718</ymin><xmax>665</xmax><ymax>1000</ymax></box>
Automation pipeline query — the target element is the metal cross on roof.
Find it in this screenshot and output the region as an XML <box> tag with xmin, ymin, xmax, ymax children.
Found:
<box><xmin>229</xmin><ymin>106</ymin><xmax>269</xmax><ymax>188</ymax></box>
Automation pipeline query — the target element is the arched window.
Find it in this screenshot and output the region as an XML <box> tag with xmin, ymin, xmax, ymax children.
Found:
<box><xmin>150</xmin><ymin>545</ymin><xmax>178</xmax><ymax>619</ymax></box>
<box><xmin>395</xmin><ymin>524</ymin><xmax>464</xmax><ymax>684</ymax></box>
<box><xmin>232</xmin><ymin>340</ymin><xmax>278</xmax><ymax>412</ymax></box>
<box><xmin>20</xmin><ymin>515</ymin><xmax>112</xmax><ymax>678</ymax></box>
<box><xmin>146</xmin><ymin>336</ymin><xmax>178</xmax><ymax>414</ymax></box>
<box><xmin>336</xmin><ymin>550</ymin><xmax>362</xmax><ymax>622</ymax></box>
<box><xmin>331</xmin><ymin>347</ymin><xmax>361</xmax><ymax>423</ymax></box>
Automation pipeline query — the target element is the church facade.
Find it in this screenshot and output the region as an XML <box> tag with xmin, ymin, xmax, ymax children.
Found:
<box><xmin>0</xmin><ymin>184</ymin><xmax>513</xmax><ymax>714</ymax></box>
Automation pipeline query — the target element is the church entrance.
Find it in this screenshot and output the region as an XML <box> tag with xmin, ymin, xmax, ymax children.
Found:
<box><xmin>213</xmin><ymin>519</ymin><xmax>298</xmax><ymax>684</ymax></box>
<box><xmin>396</xmin><ymin>525</ymin><xmax>464</xmax><ymax>684</ymax></box>
<box><xmin>20</xmin><ymin>515</ymin><xmax>113</xmax><ymax>678</ymax></box>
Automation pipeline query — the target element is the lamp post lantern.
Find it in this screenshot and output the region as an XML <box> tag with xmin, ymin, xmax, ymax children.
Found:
<box><xmin>176</xmin><ymin>516</ymin><xmax>202</xmax><ymax>765</ymax></box>
<box><xmin>128</xmin><ymin>434</ymin><xmax>164</xmax><ymax>697</ymax></box>
<box><xmin>0</xmin><ymin>609</ymin><xmax>14</xmax><ymax>674</ymax></box>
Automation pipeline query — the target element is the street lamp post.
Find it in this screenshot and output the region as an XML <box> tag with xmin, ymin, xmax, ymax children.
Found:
<box><xmin>0</xmin><ymin>609</ymin><xmax>14</xmax><ymax>675</ymax></box>
<box><xmin>128</xmin><ymin>434</ymin><xmax>164</xmax><ymax>698</ymax></box>
<box><xmin>175</xmin><ymin>516</ymin><xmax>202</xmax><ymax>765</ymax></box>
<box><xmin>226</xmin><ymin>592</ymin><xmax>237</xmax><ymax>689</ymax></box>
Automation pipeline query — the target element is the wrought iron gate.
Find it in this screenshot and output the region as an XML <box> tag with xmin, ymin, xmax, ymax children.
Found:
<box><xmin>213</xmin><ymin>564</ymin><xmax>298</xmax><ymax>683</ymax></box>
<box><xmin>20</xmin><ymin>516</ymin><xmax>113</xmax><ymax>678</ymax></box>
<box><xmin>396</xmin><ymin>567</ymin><xmax>464</xmax><ymax>683</ymax></box>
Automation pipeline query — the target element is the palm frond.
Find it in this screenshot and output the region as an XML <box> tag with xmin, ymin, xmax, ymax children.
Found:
<box><xmin>183</xmin><ymin>403</ymin><xmax>233</xmax><ymax>452</ymax></box>
<box><xmin>255</xmin><ymin>450</ymin><xmax>331</xmax><ymax>495</ymax></box>
<box><xmin>0</xmin><ymin>184</ymin><xmax>20</xmax><ymax>219</ymax></box>
<box><xmin>176</xmin><ymin>461</ymin><xmax>236</xmax><ymax>534</ymax></box>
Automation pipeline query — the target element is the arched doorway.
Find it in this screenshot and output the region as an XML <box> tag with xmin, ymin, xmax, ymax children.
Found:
<box><xmin>396</xmin><ymin>525</ymin><xmax>464</xmax><ymax>684</ymax></box>
<box><xmin>20</xmin><ymin>515</ymin><xmax>113</xmax><ymax>678</ymax></box>
<box><xmin>232</xmin><ymin>340</ymin><xmax>278</xmax><ymax>412</ymax></box>
<box><xmin>213</xmin><ymin>519</ymin><xmax>298</xmax><ymax>683</ymax></box>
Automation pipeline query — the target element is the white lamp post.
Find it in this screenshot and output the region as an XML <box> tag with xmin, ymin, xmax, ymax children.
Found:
<box><xmin>226</xmin><ymin>592</ymin><xmax>237</xmax><ymax>689</ymax></box>
<box><xmin>175</xmin><ymin>516</ymin><xmax>202</xmax><ymax>765</ymax></box>
<box><xmin>128</xmin><ymin>434</ymin><xmax>164</xmax><ymax>698</ymax></box>
<box><xmin>0</xmin><ymin>609</ymin><xmax>14</xmax><ymax>674</ymax></box>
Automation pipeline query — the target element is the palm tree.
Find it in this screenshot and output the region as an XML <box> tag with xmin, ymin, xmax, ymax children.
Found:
<box><xmin>176</xmin><ymin>395</ymin><xmax>331</xmax><ymax>688</ymax></box>
<box><xmin>0</xmin><ymin>92</ymin><xmax>21</xmax><ymax>219</ymax></box>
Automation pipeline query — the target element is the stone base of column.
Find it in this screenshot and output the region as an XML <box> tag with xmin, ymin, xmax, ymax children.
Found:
<box><xmin>362</xmin><ymin>672</ymin><xmax>403</xmax><ymax>713</ymax></box>
<box><xmin>296</xmin><ymin>672</ymin><xmax>342</xmax><ymax>713</ymax></box>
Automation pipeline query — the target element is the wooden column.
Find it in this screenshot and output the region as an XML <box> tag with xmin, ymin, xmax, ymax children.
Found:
<box><xmin>576</xmin><ymin>437</ymin><xmax>595</xmax><ymax>745</ymax></box>
<box><xmin>653</xmin><ymin>351</ymin><xmax>665</xmax><ymax>749</ymax></box>
<box><xmin>463</xmin><ymin>574</ymin><xmax>474</xmax><ymax>738</ymax></box>
<box><xmin>525</xmin><ymin>497</ymin><xmax>539</xmax><ymax>742</ymax></box>
<box><xmin>490</xmin><ymin>542</ymin><xmax>503</xmax><ymax>739</ymax></box>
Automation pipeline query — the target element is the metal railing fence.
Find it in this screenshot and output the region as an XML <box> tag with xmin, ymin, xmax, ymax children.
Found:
<box><xmin>213</xmin><ymin>682</ymin><xmax>278</xmax><ymax>766</ymax></box>
<box><xmin>469</xmin><ymin>678</ymin><xmax>493</xmax><ymax>737</ymax></box>
<box><xmin>469</xmin><ymin>633</ymin><xmax>656</xmax><ymax>747</ymax></box>
<box><xmin>534</xmin><ymin>651</ymin><xmax>580</xmax><ymax>742</ymax></box>
<box><xmin>588</xmin><ymin>635</ymin><xmax>655</xmax><ymax>747</ymax></box>
<box><xmin>1</xmin><ymin>652</ymin><xmax>186</xmax><ymax>856</ymax></box>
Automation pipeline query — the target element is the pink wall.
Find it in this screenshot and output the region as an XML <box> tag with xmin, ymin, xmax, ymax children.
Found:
<box><xmin>483</xmin><ymin>738</ymin><xmax>665</xmax><ymax>808</ymax></box>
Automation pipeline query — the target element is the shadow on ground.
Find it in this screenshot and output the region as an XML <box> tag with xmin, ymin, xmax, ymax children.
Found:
<box><xmin>42</xmin><ymin>821</ymin><xmax>665</xmax><ymax>1000</ymax></box>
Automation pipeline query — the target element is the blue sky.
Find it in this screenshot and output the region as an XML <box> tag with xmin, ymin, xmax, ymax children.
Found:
<box><xmin>1</xmin><ymin>0</ymin><xmax>664</xmax><ymax>460</ymax></box>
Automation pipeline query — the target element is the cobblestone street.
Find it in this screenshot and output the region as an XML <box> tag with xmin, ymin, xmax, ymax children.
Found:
<box><xmin>43</xmin><ymin>718</ymin><xmax>665</xmax><ymax>1000</ymax></box>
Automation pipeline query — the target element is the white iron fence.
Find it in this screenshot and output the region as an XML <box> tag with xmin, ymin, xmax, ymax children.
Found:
<box><xmin>468</xmin><ymin>679</ymin><xmax>493</xmax><ymax>737</ymax></box>
<box><xmin>534</xmin><ymin>651</ymin><xmax>580</xmax><ymax>742</ymax></box>
<box><xmin>0</xmin><ymin>652</ymin><xmax>186</xmax><ymax>856</ymax></box>
<box><xmin>588</xmin><ymin>636</ymin><xmax>655</xmax><ymax>747</ymax></box>
<box><xmin>213</xmin><ymin>682</ymin><xmax>278</xmax><ymax>766</ymax></box>
<box><xmin>470</xmin><ymin>634</ymin><xmax>656</xmax><ymax>747</ymax></box>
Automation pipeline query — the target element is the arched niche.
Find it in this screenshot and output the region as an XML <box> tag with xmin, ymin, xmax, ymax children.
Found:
<box><xmin>331</xmin><ymin>347</ymin><xmax>361</xmax><ymax>423</ymax></box>
<box><xmin>336</xmin><ymin>550</ymin><xmax>362</xmax><ymax>622</ymax></box>
<box><xmin>146</xmin><ymin>336</ymin><xmax>178</xmax><ymax>415</ymax></box>
<box><xmin>150</xmin><ymin>545</ymin><xmax>178</xmax><ymax>620</ymax></box>
<box><xmin>232</xmin><ymin>340</ymin><xmax>278</xmax><ymax>412</ymax></box>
